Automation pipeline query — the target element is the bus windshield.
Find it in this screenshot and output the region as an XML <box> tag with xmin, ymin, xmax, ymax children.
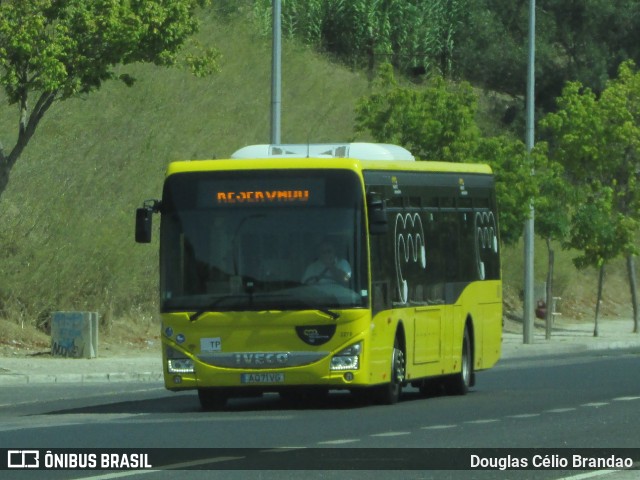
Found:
<box><xmin>159</xmin><ymin>169</ymin><xmax>368</xmax><ymax>314</ymax></box>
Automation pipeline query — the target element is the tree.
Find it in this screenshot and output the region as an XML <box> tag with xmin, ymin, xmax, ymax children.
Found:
<box><xmin>0</xmin><ymin>0</ymin><xmax>218</xmax><ymax>201</ymax></box>
<box><xmin>473</xmin><ymin>135</ymin><xmax>538</xmax><ymax>246</ymax></box>
<box><xmin>354</xmin><ymin>63</ymin><xmax>479</xmax><ymax>162</ymax></box>
<box><xmin>531</xmin><ymin>145</ymin><xmax>572</xmax><ymax>338</ymax></box>
<box><xmin>541</xmin><ymin>61</ymin><xmax>640</xmax><ymax>333</ymax></box>
<box><xmin>436</xmin><ymin>0</ymin><xmax>640</xmax><ymax>148</ymax></box>
<box><xmin>566</xmin><ymin>187</ymin><xmax>635</xmax><ymax>336</ymax></box>
<box><xmin>355</xmin><ymin>64</ymin><xmax>537</xmax><ymax>246</ymax></box>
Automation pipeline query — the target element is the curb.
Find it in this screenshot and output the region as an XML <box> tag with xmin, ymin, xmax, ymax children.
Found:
<box><xmin>500</xmin><ymin>334</ymin><xmax>640</xmax><ymax>360</ymax></box>
<box><xmin>0</xmin><ymin>372</ymin><xmax>163</xmax><ymax>386</ymax></box>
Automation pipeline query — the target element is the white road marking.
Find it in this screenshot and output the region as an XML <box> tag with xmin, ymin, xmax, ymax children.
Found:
<box><xmin>260</xmin><ymin>447</ymin><xmax>307</xmax><ymax>453</ymax></box>
<box><xmin>370</xmin><ymin>431</ymin><xmax>411</xmax><ymax>437</ymax></box>
<box><xmin>559</xmin><ymin>469</ymin><xmax>627</xmax><ymax>480</ymax></box>
<box><xmin>118</xmin><ymin>415</ymin><xmax>295</xmax><ymax>424</ymax></box>
<box><xmin>317</xmin><ymin>439</ymin><xmax>360</xmax><ymax>445</ymax></box>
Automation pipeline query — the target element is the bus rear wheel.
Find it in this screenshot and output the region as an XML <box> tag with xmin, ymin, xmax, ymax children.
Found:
<box><xmin>375</xmin><ymin>338</ymin><xmax>405</xmax><ymax>405</ymax></box>
<box><xmin>445</xmin><ymin>327</ymin><xmax>472</xmax><ymax>395</ymax></box>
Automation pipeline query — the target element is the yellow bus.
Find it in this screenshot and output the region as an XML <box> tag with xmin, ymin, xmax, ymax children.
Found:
<box><xmin>135</xmin><ymin>143</ymin><xmax>502</xmax><ymax>409</ymax></box>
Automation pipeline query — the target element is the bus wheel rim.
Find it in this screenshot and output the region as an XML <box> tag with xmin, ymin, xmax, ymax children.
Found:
<box><xmin>393</xmin><ymin>347</ymin><xmax>405</xmax><ymax>384</ymax></box>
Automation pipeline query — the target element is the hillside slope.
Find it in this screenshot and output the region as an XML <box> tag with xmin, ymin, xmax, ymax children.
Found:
<box><xmin>0</xmin><ymin>10</ymin><xmax>369</xmax><ymax>327</ymax></box>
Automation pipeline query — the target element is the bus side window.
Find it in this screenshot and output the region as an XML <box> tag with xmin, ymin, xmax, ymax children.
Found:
<box><xmin>459</xmin><ymin>211</ymin><xmax>477</xmax><ymax>281</ymax></box>
<box><xmin>423</xmin><ymin>212</ymin><xmax>443</xmax><ymax>303</ymax></box>
<box><xmin>441</xmin><ymin>213</ymin><xmax>460</xmax><ymax>282</ymax></box>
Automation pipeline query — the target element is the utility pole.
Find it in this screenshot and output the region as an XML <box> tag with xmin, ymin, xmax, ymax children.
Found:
<box><xmin>271</xmin><ymin>0</ymin><xmax>282</xmax><ymax>145</ymax></box>
<box><xmin>523</xmin><ymin>0</ymin><xmax>536</xmax><ymax>344</ymax></box>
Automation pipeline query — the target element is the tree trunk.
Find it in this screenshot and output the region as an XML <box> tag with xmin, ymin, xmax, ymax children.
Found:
<box><xmin>627</xmin><ymin>254</ymin><xmax>639</xmax><ymax>333</ymax></box>
<box><xmin>0</xmin><ymin>91</ymin><xmax>57</xmax><ymax>202</ymax></box>
<box><xmin>594</xmin><ymin>263</ymin><xmax>605</xmax><ymax>337</ymax></box>
<box><xmin>545</xmin><ymin>237</ymin><xmax>554</xmax><ymax>340</ymax></box>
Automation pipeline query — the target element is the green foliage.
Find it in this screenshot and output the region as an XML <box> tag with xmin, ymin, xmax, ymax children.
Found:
<box><xmin>0</xmin><ymin>0</ymin><xmax>212</xmax><ymax>100</ymax></box>
<box><xmin>597</xmin><ymin>61</ymin><xmax>640</xmax><ymax>219</ymax></box>
<box><xmin>185</xmin><ymin>45</ymin><xmax>221</xmax><ymax>78</ymax></box>
<box><xmin>532</xmin><ymin>143</ymin><xmax>572</xmax><ymax>244</ymax></box>
<box><xmin>248</xmin><ymin>0</ymin><xmax>640</xmax><ymax>119</ymax></box>
<box><xmin>474</xmin><ymin>135</ymin><xmax>537</xmax><ymax>246</ymax></box>
<box><xmin>568</xmin><ymin>187</ymin><xmax>635</xmax><ymax>270</ymax></box>
<box><xmin>354</xmin><ymin>63</ymin><xmax>479</xmax><ymax>161</ymax></box>
<box><xmin>252</xmin><ymin>0</ymin><xmax>468</xmax><ymax>76</ymax></box>
<box><xmin>541</xmin><ymin>60</ymin><xmax>640</xmax><ymax>268</ymax></box>
<box><xmin>546</xmin><ymin>0</ymin><xmax>640</xmax><ymax>96</ymax></box>
<box><xmin>540</xmin><ymin>82</ymin><xmax>604</xmax><ymax>179</ymax></box>
<box><xmin>0</xmin><ymin>0</ymin><xmax>218</xmax><ymax>202</ymax></box>
<box><xmin>456</xmin><ymin>0</ymin><xmax>640</xmax><ymax>113</ymax></box>
<box><xmin>355</xmin><ymin>64</ymin><xmax>539</xmax><ymax>246</ymax></box>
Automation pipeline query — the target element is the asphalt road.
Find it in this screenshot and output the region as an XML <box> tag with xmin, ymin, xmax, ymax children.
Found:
<box><xmin>1</xmin><ymin>348</ymin><xmax>639</xmax><ymax>479</ymax></box>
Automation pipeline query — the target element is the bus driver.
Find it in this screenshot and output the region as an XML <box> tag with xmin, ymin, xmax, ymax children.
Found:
<box><xmin>302</xmin><ymin>239</ymin><xmax>351</xmax><ymax>286</ymax></box>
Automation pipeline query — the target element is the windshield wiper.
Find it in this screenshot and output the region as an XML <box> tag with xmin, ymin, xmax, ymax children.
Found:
<box><xmin>190</xmin><ymin>293</ymin><xmax>340</xmax><ymax>322</ymax></box>
<box><xmin>270</xmin><ymin>294</ymin><xmax>340</xmax><ymax>321</ymax></box>
<box><xmin>311</xmin><ymin>307</ymin><xmax>340</xmax><ymax>321</ymax></box>
<box><xmin>189</xmin><ymin>294</ymin><xmax>248</xmax><ymax>322</ymax></box>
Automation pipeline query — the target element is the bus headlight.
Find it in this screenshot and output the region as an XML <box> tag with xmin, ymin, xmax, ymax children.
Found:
<box><xmin>167</xmin><ymin>358</ymin><xmax>195</xmax><ymax>374</ymax></box>
<box><xmin>330</xmin><ymin>341</ymin><xmax>362</xmax><ymax>371</ymax></box>
<box><xmin>166</xmin><ymin>346</ymin><xmax>195</xmax><ymax>373</ymax></box>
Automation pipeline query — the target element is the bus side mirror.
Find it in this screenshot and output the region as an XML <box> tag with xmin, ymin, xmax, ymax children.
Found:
<box><xmin>367</xmin><ymin>194</ymin><xmax>388</xmax><ymax>235</ymax></box>
<box><xmin>135</xmin><ymin>200</ymin><xmax>161</xmax><ymax>243</ymax></box>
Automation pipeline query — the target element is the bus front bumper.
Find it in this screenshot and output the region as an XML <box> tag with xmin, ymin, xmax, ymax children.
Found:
<box><xmin>163</xmin><ymin>346</ymin><xmax>369</xmax><ymax>391</ymax></box>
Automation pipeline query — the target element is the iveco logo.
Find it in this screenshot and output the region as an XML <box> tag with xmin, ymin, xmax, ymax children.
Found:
<box><xmin>234</xmin><ymin>352</ymin><xmax>290</xmax><ymax>366</ymax></box>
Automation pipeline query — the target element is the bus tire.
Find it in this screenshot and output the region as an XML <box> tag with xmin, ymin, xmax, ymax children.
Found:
<box><xmin>198</xmin><ymin>388</ymin><xmax>228</xmax><ymax>410</ymax></box>
<box><xmin>376</xmin><ymin>337</ymin><xmax>405</xmax><ymax>405</ymax></box>
<box><xmin>445</xmin><ymin>326</ymin><xmax>472</xmax><ymax>395</ymax></box>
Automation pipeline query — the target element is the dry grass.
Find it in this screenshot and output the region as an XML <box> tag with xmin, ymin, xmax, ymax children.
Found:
<box><xmin>0</xmin><ymin>317</ymin><xmax>159</xmax><ymax>358</ymax></box>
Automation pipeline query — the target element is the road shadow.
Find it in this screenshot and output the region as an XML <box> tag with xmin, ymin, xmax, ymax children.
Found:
<box><xmin>41</xmin><ymin>390</ymin><xmax>372</xmax><ymax>416</ymax></box>
<box><xmin>39</xmin><ymin>385</ymin><xmax>454</xmax><ymax>416</ymax></box>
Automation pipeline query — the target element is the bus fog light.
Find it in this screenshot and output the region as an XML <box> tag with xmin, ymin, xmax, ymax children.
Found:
<box><xmin>168</xmin><ymin>358</ymin><xmax>194</xmax><ymax>374</ymax></box>
<box><xmin>344</xmin><ymin>372</ymin><xmax>354</xmax><ymax>381</ymax></box>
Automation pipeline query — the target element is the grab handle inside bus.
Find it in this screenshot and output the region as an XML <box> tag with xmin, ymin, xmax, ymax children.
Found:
<box><xmin>367</xmin><ymin>193</ymin><xmax>388</xmax><ymax>235</ymax></box>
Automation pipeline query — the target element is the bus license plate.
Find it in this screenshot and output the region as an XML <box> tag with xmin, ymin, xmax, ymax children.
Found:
<box><xmin>241</xmin><ymin>373</ymin><xmax>285</xmax><ymax>384</ymax></box>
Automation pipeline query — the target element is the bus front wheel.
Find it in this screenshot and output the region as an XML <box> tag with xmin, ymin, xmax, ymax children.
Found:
<box><xmin>375</xmin><ymin>337</ymin><xmax>405</xmax><ymax>405</ymax></box>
